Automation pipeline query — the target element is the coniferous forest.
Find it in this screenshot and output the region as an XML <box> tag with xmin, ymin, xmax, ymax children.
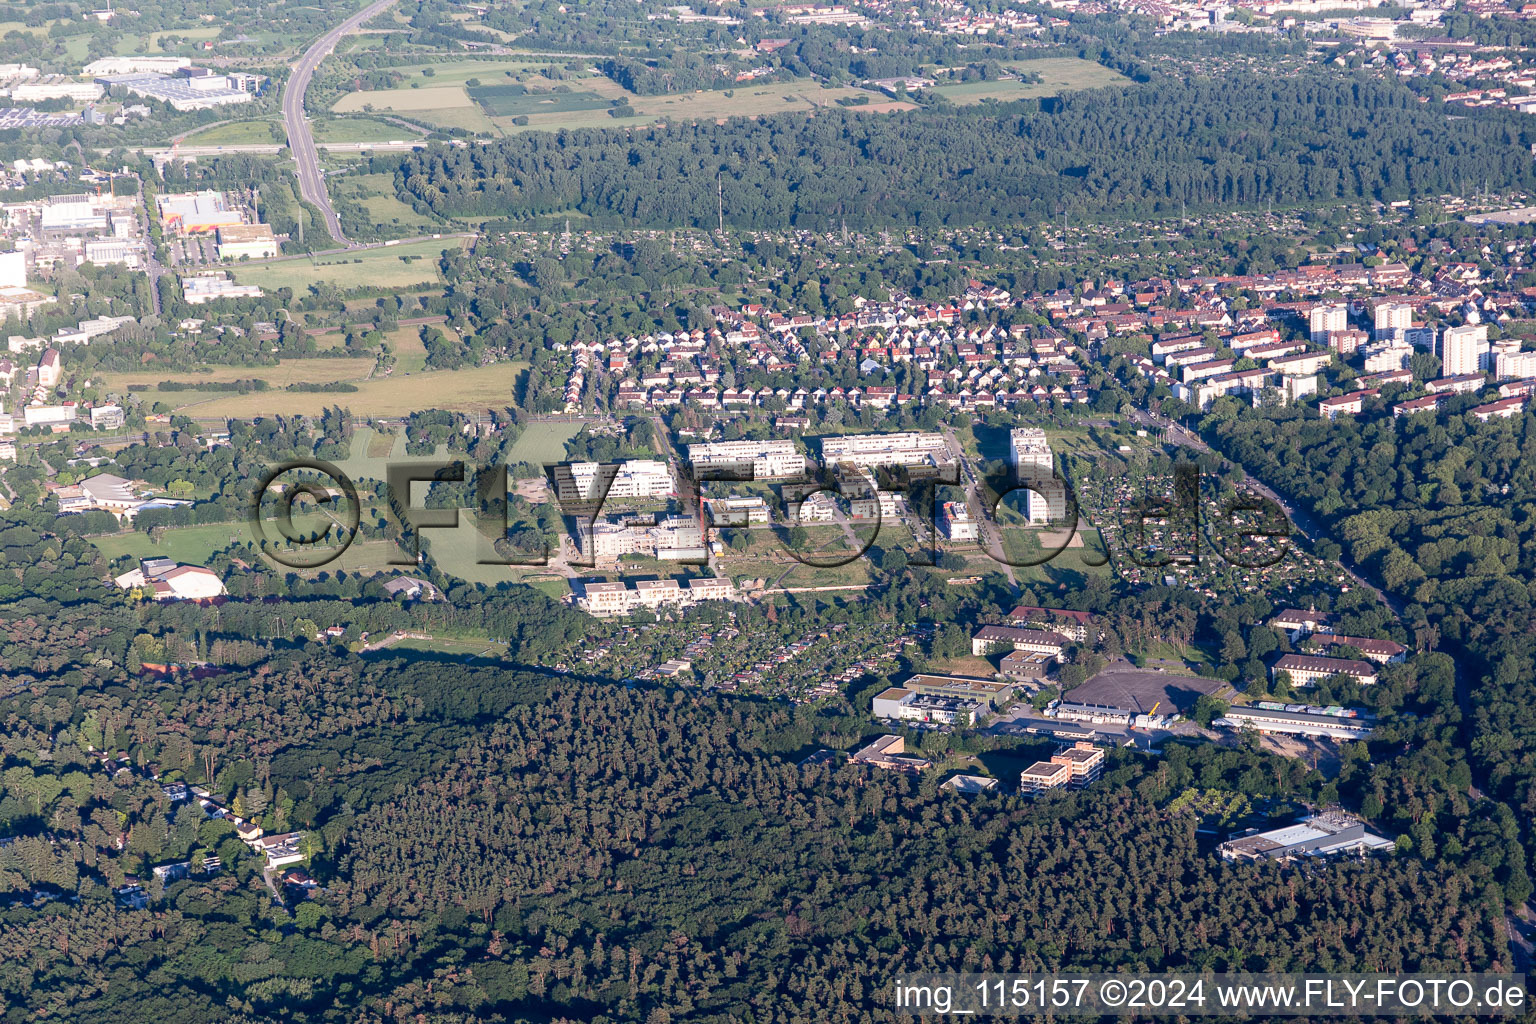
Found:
<box><xmin>390</xmin><ymin>73</ymin><xmax>1536</xmax><ymax>231</ymax></box>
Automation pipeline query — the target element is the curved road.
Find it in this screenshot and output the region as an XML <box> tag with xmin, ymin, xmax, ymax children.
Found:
<box><xmin>282</xmin><ymin>0</ymin><xmax>400</xmax><ymax>248</ymax></box>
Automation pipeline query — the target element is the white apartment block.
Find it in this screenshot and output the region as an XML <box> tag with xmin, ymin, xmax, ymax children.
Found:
<box><xmin>1491</xmin><ymin>341</ymin><xmax>1536</xmax><ymax>381</ymax></box>
<box><xmin>1440</xmin><ymin>324</ymin><xmax>1489</xmax><ymax>377</ymax></box>
<box><xmin>555</xmin><ymin>460</ymin><xmax>673</xmax><ymax>502</ymax></box>
<box><xmin>577</xmin><ymin>576</ymin><xmax>736</xmax><ymax>617</ymax></box>
<box><xmin>1009</xmin><ymin>426</ymin><xmax>1064</xmax><ymax>524</ymax></box>
<box><xmin>1308</xmin><ymin>304</ymin><xmax>1347</xmax><ymax>344</ymax></box>
<box><xmin>820</xmin><ymin>431</ymin><xmax>948</xmax><ymax>468</ymax></box>
<box><xmin>1373</xmin><ymin>302</ymin><xmax>1412</xmax><ymax>340</ymax></box>
<box><xmin>687</xmin><ymin>439</ymin><xmax>803</xmax><ymax>481</ymax></box>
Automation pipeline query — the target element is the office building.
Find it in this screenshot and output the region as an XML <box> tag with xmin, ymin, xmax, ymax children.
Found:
<box><xmin>1009</xmin><ymin>426</ymin><xmax>1066</xmax><ymax>523</ymax></box>
<box><xmin>941</xmin><ymin>500</ymin><xmax>978</xmax><ymax>541</ymax></box>
<box><xmin>1440</xmin><ymin>324</ymin><xmax>1489</xmax><ymax>376</ymax></box>
<box><xmin>870</xmin><ymin>686</ymin><xmax>988</xmax><ymax>726</ymax></box>
<box><xmin>1020</xmin><ymin>742</ymin><xmax>1104</xmax><ymax>796</ymax></box>
<box><xmin>971</xmin><ymin>625</ymin><xmax>1070</xmax><ymax>659</ymax></box>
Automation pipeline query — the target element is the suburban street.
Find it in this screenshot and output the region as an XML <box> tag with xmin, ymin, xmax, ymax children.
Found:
<box><xmin>282</xmin><ymin>0</ymin><xmax>400</xmax><ymax>247</ymax></box>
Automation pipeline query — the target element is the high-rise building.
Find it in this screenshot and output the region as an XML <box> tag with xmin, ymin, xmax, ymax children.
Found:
<box><xmin>1309</xmin><ymin>304</ymin><xmax>1348</xmax><ymax>344</ymax></box>
<box><xmin>1440</xmin><ymin>324</ymin><xmax>1489</xmax><ymax>377</ymax></box>
<box><xmin>1009</xmin><ymin>427</ymin><xmax>1066</xmax><ymax>524</ymax></box>
<box><xmin>1373</xmin><ymin>302</ymin><xmax>1412</xmax><ymax>340</ymax></box>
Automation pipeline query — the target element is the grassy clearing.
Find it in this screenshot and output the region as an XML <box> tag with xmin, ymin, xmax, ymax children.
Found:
<box><xmin>230</xmin><ymin>238</ymin><xmax>464</xmax><ymax>291</ymax></box>
<box><xmin>313</xmin><ymin>117</ymin><xmax>422</xmax><ymax>144</ymax></box>
<box><xmin>333</xmin><ymin>173</ymin><xmax>443</xmax><ymax>234</ymax></box>
<box><xmin>932</xmin><ymin>58</ymin><xmax>1129</xmax><ymax>105</ymax></box>
<box><xmin>494</xmin><ymin>78</ymin><xmax>876</xmax><ymax>132</ymax></box>
<box><xmin>166</xmin><ymin>364</ymin><xmax>517</xmax><ymax>419</ymax></box>
<box><xmin>506</xmin><ymin>420</ymin><xmax>582</xmax><ymax>463</ymax></box>
<box><xmin>91</xmin><ymin>521</ymin><xmax>249</xmax><ymax>566</ymax></box>
<box><xmin>102</xmin><ymin>357</ymin><xmax>374</xmax><ymax>393</ymax></box>
<box><xmin>179</xmin><ymin>119</ymin><xmax>283</xmax><ymax>145</ymax></box>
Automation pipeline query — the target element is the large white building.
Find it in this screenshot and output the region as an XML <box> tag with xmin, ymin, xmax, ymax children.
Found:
<box><xmin>1009</xmin><ymin>426</ymin><xmax>1065</xmax><ymax>523</ymax></box>
<box><xmin>820</xmin><ymin>431</ymin><xmax>948</xmax><ymax>468</ymax></box>
<box><xmin>687</xmin><ymin>439</ymin><xmax>803</xmax><ymax>481</ymax></box>
<box><xmin>0</xmin><ymin>250</ymin><xmax>24</xmax><ymax>289</ymax></box>
<box><xmin>576</xmin><ymin>576</ymin><xmax>736</xmax><ymax>616</ymax></box>
<box><xmin>1308</xmin><ymin>304</ymin><xmax>1348</xmax><ymax>344</ymax></box>
<box><xmin>1441</xmin><ymin>324</ymin><xmax>1489</xmax><ymax>376</ymax></box>
<box><xmin>1491</xmin><ymin>340</ymin><xmax>1536</xmax><ymax>381</ymax></box>
<box><xmin>554</xmin><ymin>459</ymin><xmax>673</xmax><ymax>502</ymax></box>
<box><xmin>12</xmin><ymin>79</ymin><xmax>102</xmax><ymax>104</ymax></box>
<box><xmin>182</xmin><ymin>272</ymin><xmax>262</xmax><ymax>305</ymax></box>
<box><xmin>84</xmin><ymin>56</ymin><xmax>192</xmax><ymax>76</ymax></box>
<box><xmin>1373</xmin><ymin>302</ymin><xmax>1412</xmax><ymax>340</ymax></box>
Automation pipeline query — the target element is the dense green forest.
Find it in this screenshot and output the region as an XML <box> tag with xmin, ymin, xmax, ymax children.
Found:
<box><xmin>389</xmin><ymin>73</ymin><xmax>1536</xmax><ymax>230</ymax></box>
<box><xmin>1198</xmin><ymin>397</ymin><xmax>1536</xmax><ymax>872</ymax></box>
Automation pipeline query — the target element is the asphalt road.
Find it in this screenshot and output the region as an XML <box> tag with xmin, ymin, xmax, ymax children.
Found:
<box><xmin>282</xmin><ymin>0</ymin><xmax>400</xmax><ymax>248</ymax></box>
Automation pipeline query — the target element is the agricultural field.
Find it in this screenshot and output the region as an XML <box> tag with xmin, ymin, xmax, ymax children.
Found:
<box><xmin>230</xmin><ymin>237</ymin><xmax>466</xmax><ymax>291</ymax></box>
<box><xmin>468</xmin><ymin>83</ymin><xmax>610</xmax><ymax>117</ymax></box>
<box><xmin>332</xmin><ymin>85</ymin><xmax>498</xmax><ymax>134</ymax></box>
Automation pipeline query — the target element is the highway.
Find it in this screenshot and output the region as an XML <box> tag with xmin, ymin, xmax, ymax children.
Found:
<box><xmin>282</xmin><ymin>0</ymin><xmax>400</xmax><ymax>248</ymax></box>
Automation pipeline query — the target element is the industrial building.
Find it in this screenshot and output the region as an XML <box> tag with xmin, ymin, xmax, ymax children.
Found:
<box><xmin>182</xmin><ymin>272</ymin><xmax>262</xmax><ymax>305</ymax></box>
<box><xmin>96</xmin><ymin>68</ymin><xmax>263</xmax><ymax>111</ymax></box>
<box><xmin>156</xmin><ymin>190</ymin><xmax>245</xmax><ymax>234</ymax></box>
<box><xmin>215</xmin><ymin>223</ymin><xmax>278</xmax><ymax>260</ymax></box>
<box><xmin>1219</xmin><ymin>811</ymin><xmax>1393</xmax><ymax>861</ymax></box>
<box><xmin>1215</xmin><ymin>703</ymin><xmax>1375</xmax><ymax>740</ymax></box>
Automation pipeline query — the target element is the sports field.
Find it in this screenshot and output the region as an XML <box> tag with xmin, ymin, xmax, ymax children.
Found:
<box><xmin>230</xmin><ymin>238</ymin><xmax>465</xmax><ymax>291</ymax></box>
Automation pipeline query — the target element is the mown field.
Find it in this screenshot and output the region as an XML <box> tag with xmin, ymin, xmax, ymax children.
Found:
<box><xmin>179</xmin><ymin>119</ymin><xmax>284</xmax><ymax>145</ymax></box>
<box><xmin>230</xmin><ymin>238</ymin><xmax>465</xmax><ymax>291</ymax></box>
<box><xmin>930</xmin><ymin>58</ymin><xmax>1130</xmax><ymax>105</ymax></box>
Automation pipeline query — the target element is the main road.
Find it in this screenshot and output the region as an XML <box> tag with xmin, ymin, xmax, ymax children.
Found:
<box><xmin>282</xmin><ymin>0</ymin><xmax>400</xmax><ymax>248</ymax></box>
